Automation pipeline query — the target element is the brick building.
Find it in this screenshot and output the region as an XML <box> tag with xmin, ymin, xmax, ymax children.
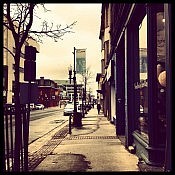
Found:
<box><xmin>36</xmin><ymin>77</ymin><xmax>60</xmax><ymax>107</ymax></box>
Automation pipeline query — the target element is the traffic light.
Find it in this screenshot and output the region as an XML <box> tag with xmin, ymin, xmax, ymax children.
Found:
<box><xmin>24</xmin><ymin>60</ymin><xmax>36</xmax><ymax>81</ymax></box>
<box><xmin>24</xmin><ymin>46</ymin><xmax>38</xmax><ymax>81</ymax></box>
<box><xmin>25</xmin><ymin>46</ymin><xmax>37</xmax><ymax>61</ymax></box>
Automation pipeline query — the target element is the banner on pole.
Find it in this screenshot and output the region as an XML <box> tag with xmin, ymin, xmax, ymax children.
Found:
<box><xmin>76</xmin><ymin>49</ymin><xmax>86</xmax><ymax>74</ymax></box>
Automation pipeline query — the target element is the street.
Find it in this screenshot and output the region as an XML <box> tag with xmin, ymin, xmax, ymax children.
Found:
<box><xmin>32</xmin><ymin>108</ymin><xmax>139</xmax><ymax>172</ymax></box>
<box><xmin>3</xmin><ymin>3</ymin><xmax>172</xmax><ymax>172</ymax></box>
<box><xmin>29</xmin><ymin>106</ymin><xmax>68</xmax><ymax>144</ymax></box>
<box><xmin>4</xmin><ymin>106</ymin><xmax>68</xmax><ymax>157</ymax></box>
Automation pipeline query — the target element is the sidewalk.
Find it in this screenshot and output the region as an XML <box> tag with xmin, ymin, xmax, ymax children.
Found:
<box><xmin>30</xmin><ymin>107</ymin><xmax>140</xmax><ymax>172</ymax></box>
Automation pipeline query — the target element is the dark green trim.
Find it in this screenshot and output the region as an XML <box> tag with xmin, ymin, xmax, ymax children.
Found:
<box><xmin>133</xmin><ymin>131</ymin><xmax>165</xmax><ymax>166</ymax></box>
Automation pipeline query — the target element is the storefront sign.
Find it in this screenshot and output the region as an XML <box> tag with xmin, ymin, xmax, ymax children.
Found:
<box><xmin>134</xmin><ymin>80</ymin><xmax>148</xmax><ymax>89</ymax></box>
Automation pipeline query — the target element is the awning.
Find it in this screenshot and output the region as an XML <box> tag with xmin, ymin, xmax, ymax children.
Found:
<box><xmin>96</xmin><ymin>90</ymin><xmax>104</xmax><ymax>94</ymax></box>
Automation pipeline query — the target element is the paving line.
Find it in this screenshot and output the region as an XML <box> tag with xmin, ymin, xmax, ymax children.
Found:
<box><xmin>28</xmin><ymin>126</ymin><xmax>69</xmax><ymax>171</ymax></box>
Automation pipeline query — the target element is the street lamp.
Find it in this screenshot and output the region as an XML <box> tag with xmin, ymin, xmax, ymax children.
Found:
<box><xmin>82</xmin><ymin>87</ymin><xmax>85</xmax><ymax>117</ymax></box>
<box><xmin>68</xmin><ymin>65</ymin><xmax>73</xmax><ymax>102</ymax></box>
<box><xmin>68</xmin><ymin>65</ymin><xmax>72</xmax><ymax>84</ymax></box>
<box><xmin>72</xmin><ymin>47</ymin><xmax>82</xmax><ymax>127</ymax></box>
<box><xmin>3</xmin><ymin>89</ymin><xmax>7</xmax><ymax>105</ymax></box>
<box><xmin>73</xmin><ymin>47</ymin><xmax>77</xmax><ymax>114</ymax></box>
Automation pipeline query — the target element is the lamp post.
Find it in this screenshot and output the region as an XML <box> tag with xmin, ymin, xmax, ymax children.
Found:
<box><xmin>82</xmin><ymin>87</ymin><xmax>85</xmax><ymax>117</ymax></box>
<box><xmin>68</xmin><ymin>64</ymin><xmax>73</xmax><ymax>134</ymax></box>
<box><xmin>68</xmin><ymin>47</ymin><xmax>82</xmax><ymax>127</ymax></box>
<box><xmin>71</xmin><ymin>47</ymin><xmax>82</xmax><ymax>127</ymax></box>
<box><xmin>3</xmin><ymin>90</ymin><xmax>7</xmax><ymax>105</ymax></box>
<box><xmin>73</xmin><ymin>47</ymin><xmax>77</xmax><ymax>114</ymax></box>
<box><xmin>68</xmin><ymin>65</ymin><xmax>72</xmax><ymax>84</ymax></box>
<box><xmin>84</xmin><ymin>76</ymin><xmax>87</xmax><ymax>114</ymax></box>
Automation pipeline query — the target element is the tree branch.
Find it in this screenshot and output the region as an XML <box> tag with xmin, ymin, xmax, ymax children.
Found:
<box><xmin>19</xmin><ymin>3</ymin><xmax>35</xmax><ymax>48</ymax></box>
<box><xmin>3</xmin><ymin>46</ymin><xmax>15</xmax><ymax>58</ymax></box>
<box><xmin>28</xmin><ymin>21</ymin><xmax>76</xmax><ymax>42</ymax></box>
<box><xmin>6</xmin><ymin>3</ymin><xmax>18</xmax><ymax>44</ymax></box>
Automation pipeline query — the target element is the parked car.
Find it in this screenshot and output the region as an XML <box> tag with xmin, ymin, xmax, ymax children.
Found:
<box><xmin>63</xmin><ymin>103</ymin><xmax>74</xmax><ymax>116</ymax></box>
<box><xmin>35</xmin><ymin>104</ymin><xmax>44</xmax><ymax>110</ymax></box>
<box><xmin>6</xmin><ymin>103</ymin><xmax>15</xmax><ymax>111</ymax></box>
<box><xmin>30</xmin><ymin>103</ymin><xmax>35</xmax><ymax>110</ymax></box>
<box><xmin>77</xmin><ymin>101</ymin><xmax>82</xmax><ymax>113</ymax></box>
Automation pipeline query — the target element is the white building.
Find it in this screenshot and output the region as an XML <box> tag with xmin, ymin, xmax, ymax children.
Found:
<box><xmin>3</xmin><ymin>16</ymin><xmax>40</xmax><ymax>104</ymax></box>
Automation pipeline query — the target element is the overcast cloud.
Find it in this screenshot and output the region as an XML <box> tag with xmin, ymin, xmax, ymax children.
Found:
<box><xmin>32</xmin><ymin>3</ymin><xmax>102</xmax><ymax>95</ymax></box>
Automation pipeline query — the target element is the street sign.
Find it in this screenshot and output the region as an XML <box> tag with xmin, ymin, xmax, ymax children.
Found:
<box><xmin>76</xmin><ymin>49</ymin><xmax>86</xmax><ymax>74</ymax></box>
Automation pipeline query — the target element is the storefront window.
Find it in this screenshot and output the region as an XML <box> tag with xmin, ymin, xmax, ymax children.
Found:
<box><xmin>156</xmin><ymin>11</ymin><xmax>166</xmax><ymax>145</ymax></box>
<box><xmin>137</xmin><ymin>15</ymin><xmax>149</xmax><ymax>141</ymax></box>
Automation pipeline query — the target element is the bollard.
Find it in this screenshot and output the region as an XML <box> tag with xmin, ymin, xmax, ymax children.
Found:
<box><xmin>69</xmin><ymin>115</ymin><xmax>72</xmax><ymax>134</ymax></box>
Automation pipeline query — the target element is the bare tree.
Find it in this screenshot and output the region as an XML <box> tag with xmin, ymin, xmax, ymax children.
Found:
<box><xmin>79</xmin><ymin>66</ymin><xmax>94</xmax><ymax>86</ymax></box>
<box><xmin>3</xmin><ymin>3</ymin><xmax>76</xmax><ymax>171</ymax></box>
<box><xmin>78</xmin><ymin>66</ymin><xmax>94</xmax><ymax>104</ymax></box>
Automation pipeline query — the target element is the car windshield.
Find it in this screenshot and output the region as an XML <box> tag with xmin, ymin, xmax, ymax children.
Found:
<box><xmin>65</xmin><ymin>104</ymin><xmax>74</xmax><ymax>109</ymax></box>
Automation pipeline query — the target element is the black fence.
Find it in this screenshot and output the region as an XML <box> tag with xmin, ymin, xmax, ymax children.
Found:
<box><xmin>3</xmin><ymin>104</ymin><xmax>29</xmax><ymax>172</ymax></box>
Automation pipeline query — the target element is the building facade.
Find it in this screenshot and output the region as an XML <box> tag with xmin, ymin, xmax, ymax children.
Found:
<box><xmin>54</xmin><ymin>80</ymin><xmax>84</xmax><ymax>102</ymax></box>
<box><xmin>3</xmin><ymin>16</ymin><xmax>40</xmax><ymax>105</ymax></box>
<box><xmin>36</xmin><ymin>77</ymin><xmax>60</xmax><ymax>107</ymax></box>
<box><xmin>98</xmin><ymin>3</ymin><xmax>172</xmax><ymax>171</ymax></box>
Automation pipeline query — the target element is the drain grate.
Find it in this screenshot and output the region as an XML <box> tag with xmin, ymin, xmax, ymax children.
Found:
<box><xmin>28</xmin><ymin>125</ymin><xmax>69</xmax><ymax>171</ymax></box>
<box><xmin>68</xmin><ymin>136</ymin><xmax>117</xmax><ymax>140</ymax></box>
<box><xmin>52</xmin><ymin>126</ymin><xmax>69</xmax><ymax>139</ymax></box>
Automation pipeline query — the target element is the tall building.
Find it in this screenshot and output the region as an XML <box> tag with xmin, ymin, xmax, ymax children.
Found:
<box><xmin>98</xmin><ymin>3</ymin><xmax>172</xmax><ymax>171</ymax></box>
<box><xmin>3</xmin><ymin>16</ymin><xmax>40</xmax><ymax>104</ymax></box>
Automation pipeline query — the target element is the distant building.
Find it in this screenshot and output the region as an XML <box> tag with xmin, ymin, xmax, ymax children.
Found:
<box><xmin>54</xmin><ymin>80</ymin><xmax>83</xmax><ymax>102</ymax></box>
<box><xmin>36</xmin><ymin>77</ymin><xmax>60</xmax><ymax>107</ymax></box>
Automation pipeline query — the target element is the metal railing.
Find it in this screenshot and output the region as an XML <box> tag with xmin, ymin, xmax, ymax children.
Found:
<box><xmin>3</xmin><ymin>104</ymin><xmax>29</xmax><ymax>172</ymax></box>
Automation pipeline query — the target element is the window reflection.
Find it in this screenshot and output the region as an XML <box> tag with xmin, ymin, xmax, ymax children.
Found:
<box><xmin>136</xmin><ymin>11</ymin><xmax>166</xmax><ymax>143</ymax></box>
<box><xmin>138</xmin><ymin>15</ymin><xmax>148</xmax><ymax>141</ymax></box>
<box><xmin>156</xmin><ymin>12</ymin><xmax>166</xmax><ymax>145</ymax></box>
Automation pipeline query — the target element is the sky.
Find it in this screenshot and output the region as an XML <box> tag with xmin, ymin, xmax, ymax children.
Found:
<box><xmin>31</xmin><ymin>3</ymin><xmax>102</xmax><ymax>96</ymax></box>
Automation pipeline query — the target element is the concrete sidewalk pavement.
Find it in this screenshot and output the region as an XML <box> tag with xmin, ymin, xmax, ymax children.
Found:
<box><xmin>31</xmin><ymin>107</ymin><xmax>140</xmax><ymax>172</ymax></box>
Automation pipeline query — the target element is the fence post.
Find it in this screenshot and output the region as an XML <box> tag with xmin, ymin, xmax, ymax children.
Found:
<box><xmin>69</xmin><ymin>115</ymin><xmax>72</xmax><ymax>134</ymax></box>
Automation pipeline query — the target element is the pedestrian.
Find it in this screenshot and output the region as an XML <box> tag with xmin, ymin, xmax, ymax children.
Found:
<box><xmin>97</xmin><ymin>103</ymin><xmax>101</xmax><ymax>114</ymax></box>
<box><xmin>92</xmin><ymin>102</ymin><xmax>94</xmax><ymax>108</ymax></box>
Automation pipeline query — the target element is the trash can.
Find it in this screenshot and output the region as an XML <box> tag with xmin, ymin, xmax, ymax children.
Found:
<box><xmin>73</xmin><ymin>112</ymin><xmax>82</xmax><ymax>127</ymax></box>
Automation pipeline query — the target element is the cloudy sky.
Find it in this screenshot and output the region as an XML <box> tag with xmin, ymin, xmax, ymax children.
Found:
<box><xmin>32</xmin><ymin>3</ymin><xmax>102</xmax><ymax>95</ymax></box>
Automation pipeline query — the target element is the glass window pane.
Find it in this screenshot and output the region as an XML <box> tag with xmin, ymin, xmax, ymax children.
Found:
<box><xmin>156</xmin><ymin>11</ymin><xmax>166</xmax><ymax>145</ymax></box>
<box><xmin>138</xmin><ymin>15</ymin><xmax>149</xmax><ymax>141</ymax></box>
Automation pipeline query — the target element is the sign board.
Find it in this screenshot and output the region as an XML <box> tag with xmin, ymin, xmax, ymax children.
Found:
<box><xmin>20</xmin><ymin>82</ymin><xmax>38</xmax><ymax>104</ymax></box>
<box><xmin>76</xmin><ymin>49</ymin><xmax>86</xmax><ymax>74</ymax></box>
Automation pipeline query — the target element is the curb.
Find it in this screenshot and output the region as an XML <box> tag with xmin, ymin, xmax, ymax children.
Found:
<box><xmin>28</xmin><ymin>120</ymin><xmax>69</xmax><ymax>154</ymax></box>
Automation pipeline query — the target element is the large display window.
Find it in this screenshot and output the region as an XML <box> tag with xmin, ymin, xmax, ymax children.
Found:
<box><xmin>156</xmin><ymin>11</ymin><xmax>166</xmax><ymax>145</ymax></box>
<box><xmin>136</xmin><ymin>9</ymin><xmax>166</xmax><ymax>145</ymax></box>
<box><xmin>129</xmin><ymin>3</ymin><xmax>170</xmax><ymax>168</ymax></box>
<box><xmin>137</xmin><ymin>14</ymin><xmax>149</xmax><ymax>141</ymax></box>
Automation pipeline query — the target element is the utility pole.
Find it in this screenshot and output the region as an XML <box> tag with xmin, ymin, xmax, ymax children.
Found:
<box><xmin>84</xmin><ymin>76</ymin><xmax>87</xmax><ymax>114</ymax></box>
<box><xmin>68</xmin><ymin>65</ymin><xmax>72</xmax><ymax>84</ymax></box>
<box><xmin>23</xmin><ymin>46</ymin><xmax>38</xmax><ymax>171</ymax></box>
<box><xmin>72</xmin><ymin>47</ymin><xmax>82</xmax><ymax>127</ymax></box>
<box><xmin>73</xmin><ymin>47</ymin><xmax>77</xmax><ymax>114</ymax></box>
